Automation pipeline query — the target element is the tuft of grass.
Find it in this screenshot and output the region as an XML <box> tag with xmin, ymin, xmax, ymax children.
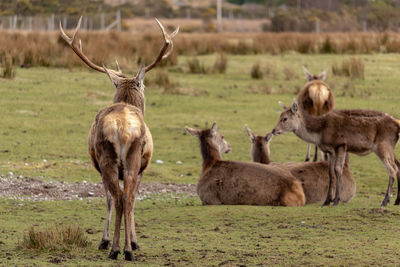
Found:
<box><xmin>20</xmin><ymin>225</ymin><xmax>90</xmax><ymax>250</ymax></box>
<box><xmin>332</xmin><ymin>57</ymin><xmax>365</xmax><ymax>79</ymax></box>
<box><xmin>187</xmin><ymin>57</ymin><xmax>210</xmax><ymax>74</ymax></box>
<box><xmin>283</xmin><ymin>67</ymin><xmax>296</xmax><ymax>81</ymax></box>
<box><xmin>2</xmin><ymin>55</ymin><xmax>16</xmax><ymax>79</ymax></box>
<box><xmin>212</xmin><ymin>53</ymin><xmax>228</xmax><ymax>74</ymax></box>
<box><xmin>250</xmin><ymin>62</ymin><xmax>263</xmax><ymax>79</ymax></box>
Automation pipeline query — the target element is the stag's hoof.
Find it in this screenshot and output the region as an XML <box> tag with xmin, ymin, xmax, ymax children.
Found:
<box><xmin>108</xmin><ymin>249</ymin><xmax>120</xmax><ymax>260</ymax></box>
<box><xmin>395</xmin><ymin>199</ymin><xmax>400</xmax><ymax>205</ymax></box>
<box><xmin>131</xmin><ymin>241</ymin><xmax>140</xmax><ymax>251</ymax></box>
<box><xmin>98</xmin><ymin>239</ymin><xmax>110</xmax><ymax>250</ymax></box>
<box><xmin>124</xmin><ymin>250</ymin><xmax>134</xmax><ymax>261</ymax></box>
<box><xmin>305</xmin><ymin>158</ymin><xmax>310</xmax><ymax>162</ymax></box>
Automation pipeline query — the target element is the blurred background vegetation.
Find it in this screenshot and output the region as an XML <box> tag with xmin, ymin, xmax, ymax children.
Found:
<box><xmin>1</xmin><ymin>0</ymin><xmax>400</xmax><ymax>32</ymax></box>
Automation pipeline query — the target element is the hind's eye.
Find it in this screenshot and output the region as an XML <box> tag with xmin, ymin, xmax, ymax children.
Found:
<box><xmin>283</xmin><ymin>118</ymin><xmax>287</xmax><ymax>122</ymax></box>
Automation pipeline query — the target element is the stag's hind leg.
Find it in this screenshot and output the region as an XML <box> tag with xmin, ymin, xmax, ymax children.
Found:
<box><xmin>376</xmin><ymin>144</ymin><xmax>397</xmax><ymax>207</ymax></box>
<box><xmin>98</xmin><ymin>188</ymin><xmax>112</xmax><ymax>250</ymax></box>
<box><xmin>130</xmin><ymin>173</ymin><xmax>142</xmax><ymax>251</ymax></box>
<box><xmin>122</xmin><ymin>140</ymin><xmax>142</xmax><ymax>261</ymax></box>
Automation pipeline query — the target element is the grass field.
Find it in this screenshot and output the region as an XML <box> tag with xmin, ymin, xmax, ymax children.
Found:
<box><xmin>1</xmin><ymin>53</ymin><xmax>400</xmax><ymax>265</ymax></box>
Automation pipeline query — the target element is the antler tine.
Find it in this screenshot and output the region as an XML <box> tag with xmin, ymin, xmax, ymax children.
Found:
<box><xmin>59</xmin><ymin>16</ymin><xmax>125</xmax><ymax>78</ymax></box>
<box><xmin>115</xmin><ymin>60</ymin><xmax>122</xmax><ymax>73</ymax></box>
<box><xmin>144</xmin><ymin>18</ymin><xmax>179</xmax><ymax>73</ymax></box>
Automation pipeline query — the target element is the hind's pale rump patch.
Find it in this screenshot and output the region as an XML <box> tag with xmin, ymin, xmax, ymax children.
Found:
<box><xmin>103</xmin><ymin>108</ymin><xmax>142</xmax><ymax>162</ymax></box>
<box><xmin>308</xmin><ymin>84</ymin><xmax>330</xmax><ymax>115</ymax></box>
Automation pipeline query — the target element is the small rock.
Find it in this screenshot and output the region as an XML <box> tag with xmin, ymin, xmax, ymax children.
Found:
<box><xmin>82</xmin><ymin>180</ymin><xmax>87</xmax><ymax>184</ymax></box>
<box><xmin>8</xmin><ymin>172</ymin><xmax>13</xmax><ymax>177</ymax></box>
<box><xmin>301</xmin><ymin>221</ymin><xmax>305</xmax><ymax>224</ymax></box>
<box><xmin>24</xmin><ymin>163</ymin><xmax>29</xmax><ymax>166</ymax></box>
<box><xmin>179</xmin><ymin>174</ymin><xmax>184</xmax><ymax>177</ymax></box>
<box><xmin>155</xmin><ymin>160</ymin><xmax>164</xmax><ymax>164</ymax></box>
<box><xmin>17</xmin><ymin>175</ymin><xmax>23</xmax><ymax>179</ymax></box>
<box><xmin>176</xmin><ymin>161</ymin><xmax>183</xmax><ymax>164</ymax></box>
<box><xmin>43</xmin><ymin>159</ymin><xmax>47</xmax><ymax>163</ymax></box>
<box><xmin>88</xmin><ymin>191</ymin><xmax>94</xmax><ymax>196</ymax></box>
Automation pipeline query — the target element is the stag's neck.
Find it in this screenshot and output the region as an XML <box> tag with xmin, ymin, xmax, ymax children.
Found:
<box><xmin>199</xmin><ymin>137</ymin><xmax>222</xmax><ymax>170</ymax></box>
<box><xmin>114</xmin><ymin>90</ymin><xmax>145</xmax><ymax>115</ymax></box>
<box><xmin>294</xmin><ymin>113</ymin><xmax>324</xmax><ymax>145</ymax></box>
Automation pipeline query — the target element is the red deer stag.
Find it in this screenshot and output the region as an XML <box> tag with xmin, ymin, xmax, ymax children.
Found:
<box><xmin>271</xmin><ymin>100</ymin><xmax>400</xmax><ymax>207</ymax></box>
<box><xmin>244</xmin><ymin>125</ymin><xmax>356</xmax><ymax>204</ymax></box>
<box><xmin>185</xmin><ymin>123</ymin><xmax>305</xmax><ymax>206</ymax></box>
<box><xmin>298</xmin><ymin>67</ymin><xmax>334</xmax><ymax>162</ymax></box>
<box><xmin>60</xmin><ymin>17</ymin><xmax>178</xmax><ymax>260</ymax></box>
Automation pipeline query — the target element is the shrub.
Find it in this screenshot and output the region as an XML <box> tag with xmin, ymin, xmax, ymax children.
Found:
<box><xmin>250</xmin><ymin>63</ymin><xmax>263</xmax><ymax>79</ymax></box>
<box><xmin>20</xmin><ymin>225</ymin><xmax>90</xmax><ymax>250</ymax></box>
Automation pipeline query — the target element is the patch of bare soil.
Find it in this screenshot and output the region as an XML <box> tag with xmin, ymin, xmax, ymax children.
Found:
<box><xmin>0</xmin><ymin>174</ymin><xmax>197</xmax><ymax>201</ymax></box>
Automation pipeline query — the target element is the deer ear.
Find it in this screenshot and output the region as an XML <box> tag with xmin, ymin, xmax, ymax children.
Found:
<box><xmin>104</xmin><ymin>66</ymin><xmax>122</xmax><ymax>88</ymax></box>
<box><xmin>185</xmin><ymin>126</ymin><xmax>201</xmax><ymax>138</ymax></box>
<box><xmin>136</xmin><ymin>66</ymin><xmax>146</xmax><ymax>89</ymax></box>
<box><xmin>210</xmin><ymin>122</ymin><xmax>218</xmax><ymax>136</ymax></box>
<box><xmin>264</xmin><ymin>132</ymin><xmax>273</xmax><ymax>143</ymax></box>
<box><xmin>278</xmin><ymin>101</ymin><xmax>287</xmax><ymax>110</ymax></box>
<box><xmin>291</xmin><ymin>99</ymin><xmax>298</xmax><ymax>114</ymax></box>
<box><xmin>317</xmin><ymin>69</ymin><xmax>328</xmax><ymax>81</ymax></box>
<box><xmin>302</xmin><ymin>66</ymin><xmax>313</xmax><ymax>82</ymax></box>
<box><xmin>244</xmin><ymin>125</ymin><xmax>255</xmax><ymax>143</ymax></box>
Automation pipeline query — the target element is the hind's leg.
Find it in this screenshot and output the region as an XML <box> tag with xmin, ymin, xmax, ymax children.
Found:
<box><xmin>394</xmin><ymin>159</ymin><xmax>400</xmax><ymax>205</ymax></box>
<box><xmin>376</xmin><ymin>144</ymin><xmax>397</xmax><ymax>207</ymax></box>
<box><xmin>305</xmin><ymin>143</ymin><xmax>312</xmax><ymax>162</ymax></box>
<box><xmin>313</xmin><ymin>145</ymin><xmax>319</xmax><ymax>162</ymax></box>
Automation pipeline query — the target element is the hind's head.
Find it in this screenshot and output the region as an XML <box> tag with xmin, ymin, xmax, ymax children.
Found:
<box><xmin>185</xmin><ymin>122</ymin><xmax>231</xmax><ymax>155</ymax></box>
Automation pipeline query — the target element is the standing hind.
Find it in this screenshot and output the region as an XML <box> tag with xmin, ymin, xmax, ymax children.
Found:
<box><xmin>297</xmin><ymin>67</ymin><xmax>334</xmax><ymax>162</ymax></box>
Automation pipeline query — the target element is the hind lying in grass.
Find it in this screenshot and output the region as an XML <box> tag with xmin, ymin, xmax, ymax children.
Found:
<box><xmin>244</xmin><ymin>125</ymin><xmax>356</xmax><ymax>205</ymax></box>
<box><xmin>185</xmin><ymin>122</ymin><xmax>305</xmax><ymax>206</ymax></box>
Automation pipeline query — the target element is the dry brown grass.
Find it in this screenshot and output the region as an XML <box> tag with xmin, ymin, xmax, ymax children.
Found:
<box><xmin>2</xmin><ymin>31</ymin><xmax>400</xmax><ymax>69</ymax></box>
<box><xmin>2</xmin><ymin>54</ymin><xmax>15</xmax><ymax>79</ymax></box>
<box><xmin>20</xmin><ymin>225</ymin><xmax>90</xmax><ymax>250</ymax></box>
<box><xmin>332</xmin><ymin>57</ymin><xmax>365</xmax><ymax>79</ymax></box>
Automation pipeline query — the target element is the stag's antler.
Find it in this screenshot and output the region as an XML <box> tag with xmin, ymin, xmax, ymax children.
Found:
<box><xmin>144</xmin><ymin>18</ymin><xmax>179</xmax><ymax>73</ymax></box>
<box><xmin>59</xmin><ymin>16</ymin><xmax>125</xmax><ymax>78</ymax></box>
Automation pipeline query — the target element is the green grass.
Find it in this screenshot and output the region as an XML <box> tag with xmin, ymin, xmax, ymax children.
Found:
<box><xmin>1</xmin><ymin>53</ymin><xmax>400</xmax><ymax>265</ymax></box>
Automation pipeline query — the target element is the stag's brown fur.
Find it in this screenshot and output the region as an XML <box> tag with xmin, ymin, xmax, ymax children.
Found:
<box><xmin>272</xmin><ymin>101</ymin><xmax>400</xmax><ymax>206</ymax></box>
<box><xmin>297</xmin><ymin>67</ymin><xmax>334</xmax><ymax>162</ymax></box>
<box><xmin>61</xmin><ymin>17</ymin><xmax>177</xmax><ymax>261</ymax></box>
<box><xmin>186</xmin><ymin>123</ymin><xmax>305</xmax><ymax>206</ymax></box>
<box><xmin>244</xmin><ymin>126</ymin><xmax>356</xmax><ymax>204</ymax></box>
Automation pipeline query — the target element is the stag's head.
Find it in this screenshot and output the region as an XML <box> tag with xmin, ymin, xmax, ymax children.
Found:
<box><xmin>60</xmin><ymin>17</ymin><xmax>179</xmax><ymax>114</ymax></box>
<box><xmin>302</xmin><ymin>66</ymin><xmax>327</xmax><ymax>82</ymax></box>
<box><xmin>185</xmin><ymin>122</ymin><xmax>232</xmax><ymax>155</ymax></box>
<box><xmin>271</xmin><ymin>100</ymin><xmax>301</xmax><ymax>136</ymax></box>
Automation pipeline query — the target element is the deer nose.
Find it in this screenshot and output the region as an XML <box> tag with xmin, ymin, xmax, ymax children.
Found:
<box><xmin>271</xmin><ymin>129</ymin><xmax>276</xmax><ymax>135</ymax></box>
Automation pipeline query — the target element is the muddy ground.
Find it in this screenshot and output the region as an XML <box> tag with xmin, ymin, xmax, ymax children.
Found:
<box><xmin>0</xmin><ymin>174</ymin><xmax>197</xmax><ymax>201</ymax></box>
